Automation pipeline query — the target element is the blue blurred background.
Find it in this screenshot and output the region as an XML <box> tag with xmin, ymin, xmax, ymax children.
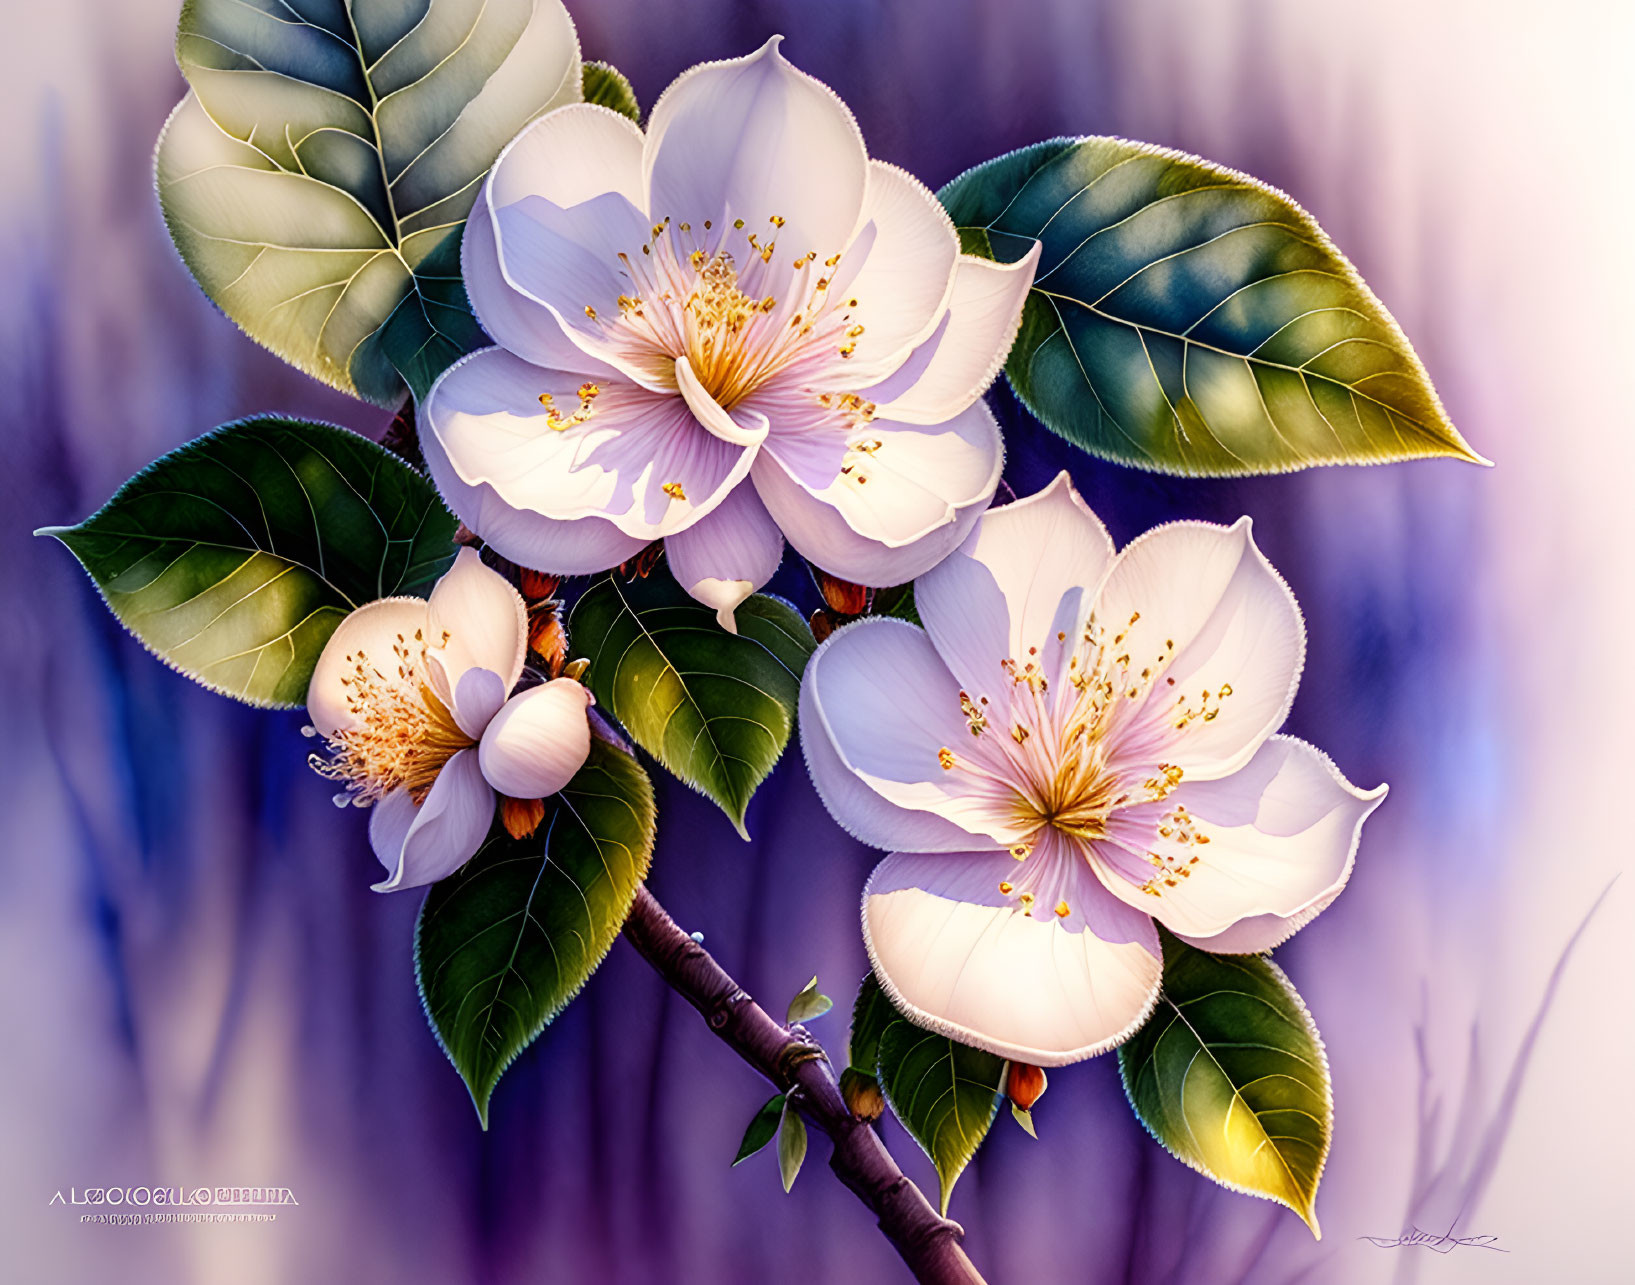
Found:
<box><xmin>3</xmin><ymin>1</ymin><xmax>1632</xmax><ymax>1282</ymax></box>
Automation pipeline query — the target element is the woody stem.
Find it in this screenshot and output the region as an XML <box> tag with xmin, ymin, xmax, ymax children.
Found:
<box><xmin>621</xmin><ymin>885</ymin><xmax>987</xmax><ymax>1285</ymax></box>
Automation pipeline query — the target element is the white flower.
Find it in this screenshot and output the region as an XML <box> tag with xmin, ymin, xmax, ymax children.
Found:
<box><xmin>801</xmin><ymin>474</ymin><xmax>1386</xmax><ymax>1065</ymax></box>
<box><xmin>306</xmin><ymin>549</ymin><xmax>591</xmax><ymax>892</ymax></box>
<box><xmin>422</xmin><ymin>37</ymin><xmax>1039</xmax><ymax>631</ymax></box>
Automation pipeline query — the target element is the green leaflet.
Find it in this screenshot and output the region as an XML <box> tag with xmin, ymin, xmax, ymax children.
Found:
<box><xmin>733</xmin><ymin>1094</ymin><xmax>786</xmax><ymax>1166</ymax></box>
<box><xmin>777</xmin><ymin>1103</ymin><xmax>808</xmax><ymax>1193</ymax></box>
<box><xmin>583</xmin><ymin>61</ymin><xmax>640</xmax><ymax>122</ymax></box>
<box><xmin>867</xmin><ymin>976</ymin><xmax>1008</xmax><ymax>1216</ymax></box>
<box><xmin>568</xmin><ymin>569</ymin><xmax>815</xmax><ymax>837</ymax></box>
<box><xmin>786</xmin><ymin>976</ymin><xmax>834</xmax><ymax>1025</ymax></box>
<box><xmin>40</xmin><ymin>416</ymin><xmax>457</xmax><ymax>707</ymax></box>
<box><xmin>940</xmin><ymin>137</ymin><xmax>1486</xmax><ymax>474</ymax></box>
<box><xmin>158</xmin><ymin>0</ymin><xmax>582</xmax><ymax>404</ymax></box>
<box><xmin>415</xmin><ymin>737</ymin><xmax>656</xmax><ymax>1127</ymax></box>
<box><xmin>1118</xmin><ymin>931</ymin><xmax>1331</xmax><ymax>1237</ymax></box>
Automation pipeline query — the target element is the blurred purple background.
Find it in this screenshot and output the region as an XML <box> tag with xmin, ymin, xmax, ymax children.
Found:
<box><xmin>3</xmin><ymin>1</ymin><xmax>1632</xmax><ymax>1282</ymax></box>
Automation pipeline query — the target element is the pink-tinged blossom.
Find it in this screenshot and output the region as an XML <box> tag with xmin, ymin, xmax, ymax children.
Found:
<box><xmin>306</xmin><ymin>549</ymin><xmax>591</xmax><ymax>892</ymax></box>
<box><xmin>801</xmin><ymin>474</ymin><xmax>1386</xmax><ymax>1064</ymax></box>
<box><xmin>422</xmin><ymin>37</ymin><xmax>1038</xmax><ymax>630</ymax></box>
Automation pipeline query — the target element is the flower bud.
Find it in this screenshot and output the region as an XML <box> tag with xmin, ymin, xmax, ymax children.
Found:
<box><xmin>812</xmin><ymin>568</ymin><xmax>872</xmax><ymax>617</ymax></box>
<box><xmin>809</xmin><ymin>608</ymin><xmax>835</xmax><ymax>644</ymax></box>
<box><xmin>518</xmin><ymin>569</ymin><xmax>561</xmax><ymax>601</ymax></box>
<box><xmin>528</xmin><ymin>610</ymin><xmax>567</xmax><ymax>675</ymax></box>
<box><xmin>1006</xmin><ymin>1061</ymin><xmax>1048</xmax><ymax>1110</ymax></box>
<box><xmin>618</xmin><ymin>542</ymin><xmax>664</xmax><ymax>580</ymax></box>
<box><xmin>500</xmin><ymin>795</ymin><xmax>546</xmax><ymax>840</ymax></box>
<box><xmin>839</xmin><ymin>1067</ymin><xmax>884</xmax><ymax>1122</ymax></box>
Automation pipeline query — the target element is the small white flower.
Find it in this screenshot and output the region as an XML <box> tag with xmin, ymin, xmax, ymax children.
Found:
<box><xmin>422</xmin><ymin>37</ymin><xmax>1039</xmax><ymax>630</ymax></box>
<box><xmin>306</xmin><ymin>548</ymin><xmax>591</xmax><ymax>892</ymax></box>
<box><xmin>801</xmin><ymin>474</ymin><xmax>1386</xmax><ymax>1065</ymax></box>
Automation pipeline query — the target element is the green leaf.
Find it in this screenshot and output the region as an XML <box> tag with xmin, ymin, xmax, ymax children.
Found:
<box><xmin>786</xmin><ymin>976</ymin><xmax>834</xmax><ymax>1025</ymax></box>
<box><xmin>157</xmin><ymin>0</ymin><xmax>582</xmax><ymax>405</ymax></box>
<box><xmin>568</xmin><ymin>569</ymin><xmax>816</xmax><ymax>837</ymax></box>
<box><xmin>847</xmin><ymin>972</ymin><xmax>893</xmax><ymax>1072</ymax></box>
<box><xmin>583</xmin><ymin>60</ymin><xmax>640</xmax><ymax>122</ymax></box>
<box><xmin>376</xmin><ymin>222</ymin><xmax>490</xmax><ymax>403</ymax></box>
<box><xmin>415</xmin><ymin>737</ymin><xmax>656</xmax><ymax>1127</ymax></box>
<box><xmin>777</xmin><ymin>1102</ymin><xmax>808</xmax><ymax>1193</ymax></box>
<box><xmin>1118</xmin><ymin>930</ymin><xmax>1331</xmax><ymax>1237</ymax></box>
<box><xmin>733</xmin><ymin>1094</ymin><xmax>786</xmax><ymax>1166</ymax></box>
<box><xmin>940</xmin><ymin>137</ymin><xmax>1486</xmax><ymax>474</ymax></box>
<box><xmin>871</xmin><ymin>582</ymin><xmax>921</xmax><ymax>626</ymax></box>
<box><xmin>1011</xmin><ymin>1103</ymin><xmax>1037</xmax><ymax>1139</ymax></box>
<box><xmin>40</xmin><ymin>416</ymin><xmax>457</xmax><ymax>707</ymax></box>
<box><xmin>876</xmin><ymin>1006</ymin><xmax>1008</xmax><ymax>1215</ymax></box>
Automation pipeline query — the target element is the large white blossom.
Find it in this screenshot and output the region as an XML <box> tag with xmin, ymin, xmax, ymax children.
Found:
<box><xmin>801</xmin><ymin>474</ymin><xmax>1386</xmax><ymax>1064</ymax></box>
<box><xmin>306</xmin><ymin>549</ymin><xmax>591</xmax><ymax>892</ymax></box>
<box><xmin>422</xmin><ymin>37</ymin><xmax>1038</xmax><ymax>629</ymax></box>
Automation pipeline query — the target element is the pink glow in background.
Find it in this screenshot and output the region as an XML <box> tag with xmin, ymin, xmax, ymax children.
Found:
<box><xmin>1</xmin><ymin>1</ymin><xmax>1631</xmax><ymax>1281</ymax></box>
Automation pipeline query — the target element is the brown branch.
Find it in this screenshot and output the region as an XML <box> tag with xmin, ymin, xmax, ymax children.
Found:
<box><xmin>622</xmin><ymin>885</ymin><xmax>987</xmax><ymax>1285</ymax></box>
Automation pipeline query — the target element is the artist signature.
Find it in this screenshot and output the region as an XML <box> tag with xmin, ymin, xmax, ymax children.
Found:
<box><xmin>1360</xmin><ymin>1225</ymin><xmax>1506</xmax><ymax>1254</ymax></box>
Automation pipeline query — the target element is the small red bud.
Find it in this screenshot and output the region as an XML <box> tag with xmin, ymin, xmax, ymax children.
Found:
<box><xmin>813</xmin><ymin>568</ymin><xmax>872</xmax><ymax>617</ymax></box>
<box><xmin>809</xmin><ymin>608</ymin><xmax>835</xmax><ymax>644</ymax></box>
<box><xmin>1006</xmin><ymin>1061</ymin><xmax>1048</xmax><ymax>1110</ymax></box>
<box><xmin>519</xmin><ymin>568</ymin><xmax>561</xmax><ymax>600</ymax></box>
<box><xmin>499</xmin><ymin>795</ymin><xmax>546</xmax><ymax>840</ymax></box>
<box><xmin>617</xmin><ymin>542</ymin><xmax>664</xmax><ymax>580</ymax></box>
<box><xmin>528</xmin><ymin>612</ymin><xmax>568</xmax><ymax>676</ymax></box>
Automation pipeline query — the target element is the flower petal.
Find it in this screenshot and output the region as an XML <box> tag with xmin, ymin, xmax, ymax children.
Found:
<box><xmin>663</xmin><ymin>484</ymin><xmax>784</xmax><ymax>632</ymax></box>
<box><xmin>306</xmin><ymin>597</ymin><xmax>430</xmax><ymax>737</ymax></box>
<box><xmin>477</xmin><ymin>679</ymin><xmax>593</xmax><ymax>799</ymax></box>
<box><xmin>371</xmin><ymin>750</ymin><xmax>494</xmax><ymax>893</ymax></box>
<box><xmin>750</xmin><ymin>396</ymin><xmax>1001</xmax><ymax>584</ymax></box>
<box><xmin>490</xmin><ymin>191</ymin><xmax>673</xmax><ymax>389</ymax></box>
<box><xmin>863</xmin><ymin>242</ymin><xmax>1041</xmax><ymax>424</ymax></box>
<box><xmin>916</xmin><ymin>471</ymin><xmax>1115</xmax><ymax>695</ymax></box>
<box><xmin>1095</xmin><ymin>517</ymin><xmax>1305</xmax><ymax>782</ymax></box>
<box><xmin>426</xmin><ymin>547</ymin><xmax>528</xmax><ymax>694</ymax></box>
<box><xmin>448</xmin><ymin>666</ymin><xmax>508</xmax><ymax>740</ymax></box>
<box><xmin>1096</xmin><ymin>736</ymin><xmax>1385</xmax><ymax>942</ymax></box>
<box><xmin>828</xmin><ymin>161</ymin><xmax>959</xmax><ymax>377</ymax></box>
<box><xmin>462</xmin><ymin>182</ymin><xmax>622</xmax><ymax>376</ymax></box>
<box><xmin>802</xmin><ymin>617</ymin><xmax>1027</xmax><ymax>845</ymax></box>
<box><xmin>488</xmin><ymin>102</ymin><xmax>647</xmax><ymax>211</ymax></box>
<box><xmin>423</xmin><ymin>347</ymin><xmax>759</xmax><ymax>542</ymax></box>
<box><xmin>800</xmin><ymin>652</ymin><xmax>1001</xmax><ymax>856</ymax></box>
<box><xmin>645</xmin><ymin>37</ymin><xmax>869</xmax><ymax>265</ymax></box>
<box><xmin>421</xmin><ymin>376</ymin><xmax>650</xmax><ymax>575</ymax></box>
<box><xmin>863</xmin><ymin>846</ymin><xmax>1162</xmax><ymax>1065</ymax></box>
<box><xmin>675</xmin><ymin>355</ymin><xmax>774</xmax><ymax>447</ymax></box>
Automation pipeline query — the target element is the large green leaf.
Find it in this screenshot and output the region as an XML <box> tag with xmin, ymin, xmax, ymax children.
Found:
<box><xmin>875</xmin><ymin>997</ymin><xmax>1008</xmax><ymax>1215</ymax></box>
<box><xmin>415</xmin><ymin>737</ymin><xmax>655</xmax><ymax>1126</ymax></box>
<box><xmin>568</xmin><ymin>569</ymin><xmax>815</xmax><ymax>837</ymax></box>
<box><xmin>376</xmin><ymin>222</ymin><xmax>489</xmax><ymax>403</ymax></box>
<box><xmin>157</xmin><ymin>0</ymin><xmax>581</xmax><ymax>405</ymax></box>
<box><xmin>40</xmin><ymin>417</ymin><xmax>457</xmax><ymax>707</ymax></box>
<box><xmin>940</xmin><ymin>137</ymin><xmax>1486</xmax><ymax>474</ymax></box>
<box><xmin>847</xmin><ymin>972</ymin><xmax>894</xmax><ymax>1073</ymax></box>
<box><xmin>1118</xmin><ymin>931</ymin><xmax>1331</xmax><ymax>1237</ymax></box>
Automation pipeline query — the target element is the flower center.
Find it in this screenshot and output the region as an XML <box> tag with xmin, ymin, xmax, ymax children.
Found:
<box><xmin>934</xmin><ymin>609</ymin><xmax>1236</xmax><ymax>915</ymax></box>
<box><xmin>308</xmin><ymin>628</ymin><xmax>474</xmax><ymax>808</ymax></box>
<box><xmin>584</xmin><ymin>215</ymin><xmax>863</xmax><ymax>409</ymax></box>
